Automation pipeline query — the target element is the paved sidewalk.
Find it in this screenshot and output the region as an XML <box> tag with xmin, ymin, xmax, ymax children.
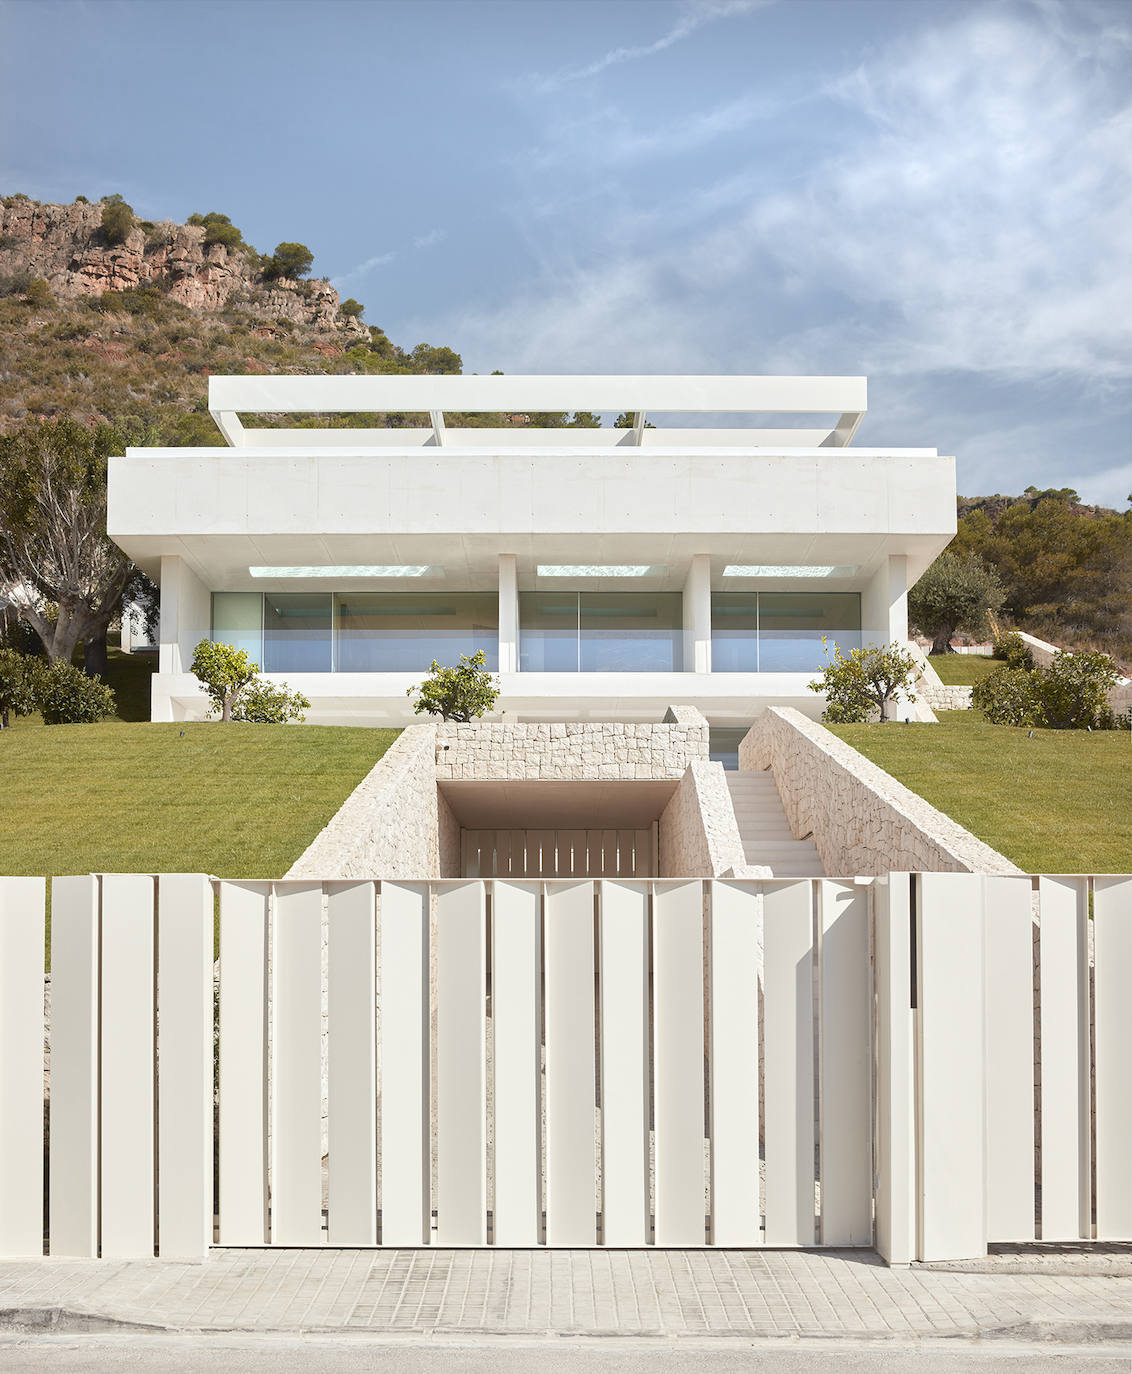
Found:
<box><xmin>1</xmin><ymin>1248</ymin><xmax>1130</xmax><ymax>1346</ymax></box>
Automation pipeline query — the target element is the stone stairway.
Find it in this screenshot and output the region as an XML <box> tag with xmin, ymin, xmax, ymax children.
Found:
<box><xmin>725</xmin><ymin>770</ymin><xmax>825</xmax><ymax>877</ymax></box>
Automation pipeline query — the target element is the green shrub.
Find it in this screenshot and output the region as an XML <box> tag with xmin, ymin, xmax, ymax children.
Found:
<box><xmin>0</xmin><ymin>647</ymin><xmax>39</xmax><ymax>728</ymax></box>
<box><xmin>407</xmin><ymin>651</ymin><xmax>500</xmax><ymax>722</ymax></box>
<box><xmin>340</xmin><ymin>297</ymin><xmax>364</xmax><ymax>320</ymax></box>
<box><xmin>187</xmin><ymin>211</ymin><xmax>245</xmax><ymax>251</ymax></box>
<box><xmin>36</xmin><ymin>659</ymin><xmax>116</xmax><ymax>724</ymax></box>
<box><xmin>261</xmin><ymin>242</ymin><xmax>314</xmax><ymax>280</ymax></box>
<box><xmin>992</xmin><ymin>631</ymin><xmax>1034</xmax><ymax>670</ymax></box>
<box><xmin>100</xmin><ymin>194</ymin><xmax>135</xmax><ymax>245</ymax></box>
<box><xmin>23</xmin><ymin>277</ymin><xmax>52</xmax><ymax>308</ymax></box>
<box><xmin>190</xmin><ymin>639</ymin><xmax>257</xmax><ymax>721</ymax></box>
<box><xmin>75</xmin><ymin>195</ymin><xmax>89</xmax><ymax>204</ymax></box>
<box><xmin>231</xmin><ymin>679</ymin><xmax>310</xmax><ymax>724</ymax></box>
<box><xmin>972</xmin><ymin>650</ymin><xmax>1120</xmax><ymax>729</ymax></box>
<box><xmin>0</xmin><ymin>271</ymin><xmax>32</xmax><ymax>298</ymax></box>
<box><xmin>809</xmin><ymin>640</ymin><xmax>919</xmax><ymax>723</ymax></box>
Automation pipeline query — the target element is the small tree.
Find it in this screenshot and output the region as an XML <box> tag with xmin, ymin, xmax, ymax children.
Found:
<box><xmin>100</xmin><ymin>194</ymin><xmax>135</xmax><ymax>245</ymax></box>
<box><xmin>36</xmin><ymin>659</ymin><xmax>115</xmax><ymax>724</ymax></box>
<box><xmin>809</xmin><ymin>641</ymin><xmax>918</xmax><ymax>724</ymax></box>
<box><xmin>262</xmin><ymin>242</ymin><xmax>314</xmax><ymax>280</ymax></box>
<box><xmin>0</xmin><ymin>647</ymin><xmax>39</xmax><ymax>728</ymax></box>
<box><xmin>191</xmin><ymin>640</ymin><xmax>258</xmax><ymax>721</ymax></box>
<box><xmin>339</xmin><ymin>297</ymin><xmax>364</xmax><ymax>320</ymax></box>
<box><xmin>407</xmin><ymin>651</ymin><xmax>500</xmax><ymax>722</ymax></box>
<box><xmin>909</xmin><ymin>551</ymin><xmax>1006</xmax><ymax>654</ymax></box>
<box><xmin>24</xmin><ymin>277</ymin><xmax>52</xmax><ymax>308</ymax></box>
<box><xmin>231</xmin><ymin>679</ymin><xmax>310</xmax><ymax>724</ymax></box>
<box><xmin>186</xmin><ymin>211</ymin><xmax>244</xmax><ymax>250</ymax></box>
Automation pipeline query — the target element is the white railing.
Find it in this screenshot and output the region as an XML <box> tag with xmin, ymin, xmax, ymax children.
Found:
<box><xmin>0</xmin><ymin>872</ymin><xmax>1128</xmax><ymax>1262</ymax></box>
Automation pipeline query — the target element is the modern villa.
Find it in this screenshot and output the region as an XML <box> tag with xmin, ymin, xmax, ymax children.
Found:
<box><xmin>107</xmin><ymin>373</ymin><xmax>956</xmax><ymax>764</ymax></box>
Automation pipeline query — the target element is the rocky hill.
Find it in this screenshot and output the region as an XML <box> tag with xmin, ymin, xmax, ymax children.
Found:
<box><xmin>0</xmin><ymin>194</ymin><xmax>426</xmax><ymax>442</ymax></box>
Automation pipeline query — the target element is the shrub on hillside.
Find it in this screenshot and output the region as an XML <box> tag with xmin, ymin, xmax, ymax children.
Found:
<box><xmin>992</xmin><ymin>631</ymin><xmax>1035</xmax><ymax>670</ymax></box>
<box><xmin>809</xmin><ymin>640</ymin><xmax>918</xmax><ymax>723</ymax></box>
<box><xmin>972</xmin><ymin>649</ymin><xmax>1120</xmax><ymax>729</ymax></box>
<box><xmin>23</xmin><ymin>277</ymin><xmax>52</xmax><ymax>308</ymax></box>
<box><xmin>186</xmin><ymin>211</ymin><xmax>245</xmax><ymax>250</ymax></box>
<box><xmin>407</xmin><ymin>651</ymin><xmax>500</xmax><ymax>722</ymax></box>
<box><xmin>339</xmin><ymin>297</ymin><xmax>364</xmax><ymax>320</ymax></box>
<box><xmin>261</xmin><ymin>242</ymin><xmax>314</xmax><ymax>280</ymax></box>
<box><xmin>36</xmin><ymin>659</ymin><xmax>115</xmax><ymax>724</ymax></box>
<box><xmin>100</xmin><ymin>194</ymin><xmax>135</xmax><ymax>245</ymax></box>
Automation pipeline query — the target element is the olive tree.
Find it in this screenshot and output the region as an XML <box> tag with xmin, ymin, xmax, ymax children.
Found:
<box><xmin>908</xmin><ymin>551</ymin><xmax>1006</xmax><ymax>655</ymax></box>
<box><xmin>406</xmin><ymin>651</ymin><xmax>500</xmax><ymax>722</ymax></box>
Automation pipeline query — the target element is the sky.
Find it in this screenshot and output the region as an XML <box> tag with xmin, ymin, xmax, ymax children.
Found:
<box><xmin>1</xmin><ymin>0</ymin><xmax>1130</xmax><ymax>506</ymax></box>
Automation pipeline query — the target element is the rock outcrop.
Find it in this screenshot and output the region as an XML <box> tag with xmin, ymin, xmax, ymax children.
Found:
<box><xmin>0</xmin><ymin>197</ymin><xmax>364</xmax><ymax>336</ymax></box>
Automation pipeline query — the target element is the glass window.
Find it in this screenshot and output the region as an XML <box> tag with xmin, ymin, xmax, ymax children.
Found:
<box><xmin>519</xmin><ymin>592</ymin><xmax>579</xmax><ymax>671</ymax></box>
<box><xmin>757</xmin><ymin>593</ymin><xmax>861</xmax><ymax>671</ymax></box>
<box><xmin>211</xmin><ymin>592</ymin><xmax>263</xmax><ymax>663</ymax></box>
<box><xmin>335</xmin><ymin>592</ymin><xmax>498</xmax><ymax>672</ymax></box>
<box><xmin>711</xmin><ymin>592</ymin><xmax>861</xmax><ymax>672</ymax></box>
<box><xmin>263</xmin><ymin>593</ymin><xmax>332</xmax><ymax>673</ymax></box>
<box><xmin>710</xmin><ymin>593</ymin><xmax>759</xmax><ymax>672</ymax></box>
<box><xmin>579</xmin><ymin>592</ymin><xmax>683</xmax><ymax>672</ymax></box>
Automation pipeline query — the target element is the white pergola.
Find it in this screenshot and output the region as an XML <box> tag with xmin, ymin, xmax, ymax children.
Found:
<box><xmin>207</xmin><ymin>374</ymin><xmax>867</xmax><ymax>450</ymax></box>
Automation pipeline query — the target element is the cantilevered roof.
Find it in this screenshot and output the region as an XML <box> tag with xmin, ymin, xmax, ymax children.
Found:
<box><xmin>207</xmin><ymin>374</ymin><xmax>867</xmax><ymax>450</ymax></box>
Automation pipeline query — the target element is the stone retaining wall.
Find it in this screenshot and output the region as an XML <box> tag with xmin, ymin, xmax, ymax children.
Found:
<box><xmin>920</xmin><ymin>683</ymin><xmax>973</xmax><ymax>711</ymax></box>
<box><xmin>740</xmin><ymin>707</ymin><xmax>1020</xmax><ymax>876</ymax></box>
<box><xmin>658</xmin><ymin>760</ymin><xmax>746</xmax><ymax>878</ymax></box>
<box><xmin>435</xmin><ymin>708</ymin><xmax>708</xmax><ymax>781</ymax></box>
<box><xmin>286</xmin><ymin>725</ymin><xmax>441</xmax><ymax>879</ymax></box>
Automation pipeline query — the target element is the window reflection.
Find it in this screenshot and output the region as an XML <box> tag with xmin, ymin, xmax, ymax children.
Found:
<box><xmin>711</xmin><ymin>592</ymin><xmax>862</xmax><ymax>672</ymax></box>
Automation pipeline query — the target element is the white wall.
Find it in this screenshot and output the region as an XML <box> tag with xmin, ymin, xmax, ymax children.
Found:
<box><xmin>862</xmin><ymin>555</ymin><xmax>908</xmax><ymax>648</ymax></box>
<box><xmin>157</xmin><ymin>556</ymin><xmax>210</xmax><ymax>682</ymax></box>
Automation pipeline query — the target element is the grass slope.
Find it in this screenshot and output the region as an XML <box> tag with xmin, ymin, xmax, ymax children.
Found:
<box><xmin>0</xmin><ymin>720</ymin><xmax>396</xmax><ymax>880</ymax></box>
<box><xmin>927</xmin><ymin>653</ymin><xmax>998</xmax><ymax>685</ymax></box>
<box><xmin>830</xmin><ymin>712</ymin><xmax>1132</xmax><ymax>873</ymax></box>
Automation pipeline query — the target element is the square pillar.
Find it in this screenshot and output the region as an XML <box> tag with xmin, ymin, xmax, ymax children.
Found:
<box><xmin>862</xmin><ymin>555</ymin><xmax>908</xmax><ymax>648</ymax></box>
<box><xmin>682</xmin><ymin>555</ymin><xmax>711</xmax><ymax>673</ymax></box>
<box><xmin>158</xmin><ymin>555</ymin><xmax>210</xmax><ymax>675</ymax></box>
<box><xmin>498</xmin><ymin>554</ymin><xmax>518</xmax><ymax>673</ymax></box>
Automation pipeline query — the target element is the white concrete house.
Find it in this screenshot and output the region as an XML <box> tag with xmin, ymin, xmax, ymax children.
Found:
<box><xmin>107</xmin><ymin>374</ymin><xmax>956</xmax><ymax>757</ymax></box>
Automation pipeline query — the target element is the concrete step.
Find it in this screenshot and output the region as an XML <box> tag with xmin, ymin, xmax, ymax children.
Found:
<box><xmin>724</xmin><ymin>768</ymin><xmax>823</xmax><ymax>878</ymax></box>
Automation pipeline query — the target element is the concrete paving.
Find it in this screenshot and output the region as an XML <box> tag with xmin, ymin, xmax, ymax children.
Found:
<box><xmin>0</xmin><ymin>1246</ymin><xmax>1130</xmax><ymax>1352</ymax></box>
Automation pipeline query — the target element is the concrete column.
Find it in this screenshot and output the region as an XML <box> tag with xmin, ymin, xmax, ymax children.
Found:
<box><xmin>682</xmin><ymin>555</ymin><xmax>712</xmax><ymax>673</ymax></box>
<box><xmin>862</xmin><ymin>555</ymin><xmax>908</xmax><ymax>648</ymax></box>
<box><xmin>498</xmin><ymin>553</ymin><xmax>519</xmax><ymax>673</ymax></box>
<box><xmin>158</xmin><ymin>555</ymin><xmax>210</xmax><ymax>675</ymax></box>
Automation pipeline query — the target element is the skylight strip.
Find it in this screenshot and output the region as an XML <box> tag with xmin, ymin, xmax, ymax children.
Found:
<box><xmin>536</xmin><ymin>564</ymin><xmax>665</xmax><ymax>577</ymax></box>
<box><xmin>249</xmin><ymin>565</ymin><xmax>431</xmax><ymax>578</ymax></box>
<box><xmin>723</xmin><ymin>564</ymin><xmax>856</xmax><ymax>578</ymax></box>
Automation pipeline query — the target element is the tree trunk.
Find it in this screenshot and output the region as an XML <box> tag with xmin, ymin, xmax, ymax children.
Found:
<box><xmin>1</xmin><ymin>706</ymin><xmax>9</xmax><ymax>729</ymax></box>
<box><xmin>931</xmin><ymin>628</ymin><xmax>955</xmax><ymax>654</ymax></box>
<box><xmin>83</xmin><ymin>627</ymin><xmax>109</xmax><ymax>677</ymax></box>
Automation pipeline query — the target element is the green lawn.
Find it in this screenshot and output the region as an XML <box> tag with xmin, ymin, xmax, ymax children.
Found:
<box><xmin>830</xmin><ymin>712</ymin><xmax>1132</xmax><ymax>873</ymax></box>
<box><xmin>927</xmin><ymin>653</ymin><xmax>998</xmax><ymax>685</ymax></box>
<box><xmin>0</xmin><ymin>719</ymin><xmax>397</xmax><ymax>880</ymax></box>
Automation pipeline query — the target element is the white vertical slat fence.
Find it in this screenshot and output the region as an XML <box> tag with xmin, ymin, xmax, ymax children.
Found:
<box><xmin>2</xmin><ymin>871</ymin><xmax>1129</xmax><ymax>1260</ymax></box>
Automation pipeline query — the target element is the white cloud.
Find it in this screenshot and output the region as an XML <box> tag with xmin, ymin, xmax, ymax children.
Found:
<box><xmin>413</xmin><ymin>228</ymin><xmax>447</xmax><ymax>250</ymax></box>
<box><xmin>330</xmin><ymin>250</ymin><xmax>396</xmax><ymax>289</ymax></box>
<box><xmin>528</xmin><ymin>0</ymin><xmax>771</xmax><ymax>92</ymax></box>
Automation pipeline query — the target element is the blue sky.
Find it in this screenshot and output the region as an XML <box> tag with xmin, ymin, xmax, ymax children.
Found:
<box><xmin>2</xmin><ymin>0</ymin><xmax>1130</xmax><ymax>506</ymax></box>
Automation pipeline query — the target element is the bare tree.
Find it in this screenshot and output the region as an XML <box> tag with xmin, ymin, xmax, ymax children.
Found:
<box><xmin>0</xmin><ymin>418</ymin><xmax>135</xmax><ymax>670</ymax></box>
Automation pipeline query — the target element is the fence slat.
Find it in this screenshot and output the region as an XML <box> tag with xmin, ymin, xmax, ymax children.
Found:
<box><xmin>653</xmin><ymin>881</ymin><xmax>706</xmax><ymax>1245</ymax></box>
<box><xmin>819</xmin><ymin>880</ymin><xmax>872</xmax><ymax>1246</ymax></box>
<box><xmin>709</xmin><ymin>880</ymin><xmax>761</xmax><ymax>1246</ymax></box>
<box><xmin>492</xmin><ymin>881</ymin><xmax>541</xmax><ymax>1245</ymax></box>
<box><xmin>157</xmin><ymin>874</ymin><xmax>214</xmax><ymax>1258</ymax></box>
<box><xmin>917</xmin><ymin>872</ymin><xmax>986</xmax><ymax>1261</ymax></box>
<box><xmin>100</xmin><ymin>875</ymin><xmax>156</xmax><ymax>1258</ymax></box>
<box><xmin>983</xmin><ymin>875</ymin><xmax>1036</xmax><ymax>1243</ymax></box>
<box><xmin>271</xmin><ymin>884</ymin><xmax>324</xmax><ymax>1245</ymax></box>
<box><xmin>763</xmin><ymin>879</ymin><xmax>814</xmax><ymax>1246</ymax></box>
<box><xmin>379</xmin><ymin>882</ymin><xmax>430</xmax><ymax>1245</ymax></box>
<box><xmin>600</xmin><ymin>880</ymin><xmax>649</xmax><ymax>1245</ymax></box>
<box><xmin>1038</xmin><ymin>876</ymin><xmax>1090</xmax><ymax>1240</ymax></box>
<box><xmin>1094</xmin><ymin>877</ymin><xmax>1132</xmax><ymax>1240</ymax></box>
<box><xmin>0</xmin><ymin>877</ymin><xmax>46</xmax><ymax>1257</ymax></box>
<box><xmin>436</xmin><ymin>881</ymin><xmax>486</xmax><ymax>1244</ymax></box>
<box><xmin>873</xmin><ymin>875</ymin><xmax>915</xmax><ymax>1266</ymax></box>
<box><xmin>327</xmin><ymin>882</ymin><xmax>377</xmax><ymax>1245</ymax></box>
<box><xmin>218</xmin><ymin>881</ymin><xmax>270</xmax><ymax>1245</ymax></box>
<box><xmin>545</xmin><ymin>880</ymin><xmax>596</xmax><ymax>1245</ymax></box>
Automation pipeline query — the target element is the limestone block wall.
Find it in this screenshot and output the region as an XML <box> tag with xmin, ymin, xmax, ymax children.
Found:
<box><xmin>286</xmin><ymin>724</ymin><xmax>441</xmax><ymax>879</ymax></box>
<box><xmin>920</xmin><ymin>683</ymin><xmax>973</xmax><ymax>711</ymax></box>
<box><xmin>658</xmin><ymin>760</ymin><xmax>746</xmax><ymax>878</ymax></box>
<box><xmin>740</xmin><ymin>707</ymin><xmax>1020</xmax><ymax>876</ymax></box>
<box><xmin>435</xmin><ymin>709</ymin><xmax>709</xmax><ymax>781</ymax></box>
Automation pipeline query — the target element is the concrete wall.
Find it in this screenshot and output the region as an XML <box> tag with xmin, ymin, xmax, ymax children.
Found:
<box><xmin>658</xmin><ymin>759</ymin><xmax>746</xmax><ymax>878</ymax></box>
<box><xmin>286</xmin><ymin>725</ymin><xmax>441</xmax><ymax>879</ymax></box>
<box><xmin>740</xmin><ymin>707</ymin><xmax>1020</xmax><ymax>876</ymax></box>
<box><xmin>435</xmin><ymin>710</ymin><xmax>709</xmax><ymax>781</ymax></box>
